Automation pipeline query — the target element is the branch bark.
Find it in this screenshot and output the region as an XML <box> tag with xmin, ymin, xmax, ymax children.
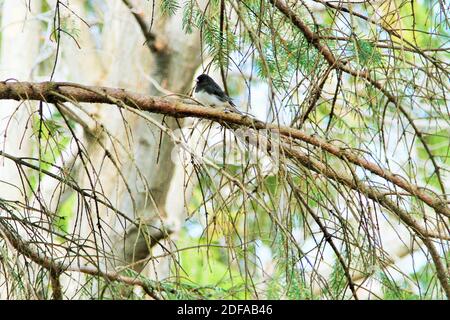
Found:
<box><xmin>269</xmin><ymin>0</ymin><xmax>448</xmax><ymax>198</ymax></box>
<box><xmin>0</xmin><ymin>80</ymin><xmax>448</xmax><ymax>219</ymax></box>
<box><xmin>1</xmin><ymin>79</ymin><xmax>448</xmax><ymax>298</ymax></box>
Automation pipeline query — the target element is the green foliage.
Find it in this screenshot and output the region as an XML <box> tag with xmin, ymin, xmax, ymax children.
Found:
<box><xmin>160</xmin><ymin>0</ymin><xmax>180</xmax><ymax>17</ymax></box>
<box><xmin>171</xmin><ymin>229</ymin><xmax>247</xmax><ymax>299</ymax></box>
<box><xmin>182</xmin><ymin>1</ymin><xmax>238</xmax><ymax>69</ymax></box>
<box><xmin>351</xmin><ymin>38</ymin><xmax>382</xmax><ymax>67</ymax></box>
<box><xmin>265</xmin><ymin>234</ymin><xmax>315</xmax><ymax>300</ymax></box>
<box><xmin>328</xmin><ymin>259</ymin><xmax>348</xmax><ymax>299</ymax></box>
<box><xmin>414</xmin><ymin>261</ymin><xmax>445</xmax><ymax>299</ymax></box>
<box><xmin>417</xmin><ymin>129</ymin><xmax>450</xmax><ymax>189</ymax></box>
<box><xmin>181</xmin><ymin>0</ymin><xmax>195</xmax><ymax>33</ymax></box>
<box><xmin>28</xmin><ymin>111</ymin><xmax>72</xmax><ymax>239</ymax></box>
<box><xmin>2</xmin><ymin>0</ymin><xmax>446</xmax><ymax>301</ymax></box>
<box><xmin>380</xmin><ymin>272</ymin><xmax>420</xmax><ymax>300</ymax></box>
<box><xmin>54</xmin><ymin>193</ymin><xmax>76</xmax><ymax>237</ymax></box>
<box><xmin>251</xmin><ymin>19</ymin><xmax>323</xmax><ymax>89</ymax></box>
<box><xmin>378</xmin><ymin>254</ymin><xmax>450</xmax><ymax>300</ymax></box>
<box><xmin>182</xmin><ymin>0</ymin><xmax>209</xmax><ymax>33</ymax></box>
<box><xmin>203</xmin><ymin>20</ymin><xmax>237</xmax><ymax>70</ymax></box>
<box><xmin>29</xmin><ymin>114</ymin><xmax>70</xmax><ymax>190</ymax></box>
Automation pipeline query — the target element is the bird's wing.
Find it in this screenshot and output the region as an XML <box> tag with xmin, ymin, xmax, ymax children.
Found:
<box><xmin>209</xmin><ymin>82</ymin><xmax>240</xmax><ymax>110</ymax></box>
<box><xmin>208</xmin><ymin>81</ymin><xmax>232</xmax><ymax>102</ymax></box>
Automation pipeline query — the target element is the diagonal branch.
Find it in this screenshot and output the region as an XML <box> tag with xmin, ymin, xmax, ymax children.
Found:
<box><xmin>269</xmin><ymin>0</ymin><xmax>448</xmax><ymax>198</ymax></box>
<box><xmin>281</xmin><ymin>144</ymin><xmax>450</xmax><ymax>298</ymax></box>
<box><xmin>1</xmin><ymin>79</ymin><xmax>448</xmax><ymax>297</ymax></box>
<box><xmin>121</xmin><ymin>0</ymin><xmax>166</xmax><ymax>53</ymax></box>
<box><xmin>0</xmin><ymin>80</ymin><xmax>448</xmax><ymax>219</ymax></box>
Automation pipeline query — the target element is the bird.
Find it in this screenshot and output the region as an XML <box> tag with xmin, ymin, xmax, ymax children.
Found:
<box><xmin>193</xmin><ymin>74</ymin><xmax>243</xmax><ymax>114</ymax></box>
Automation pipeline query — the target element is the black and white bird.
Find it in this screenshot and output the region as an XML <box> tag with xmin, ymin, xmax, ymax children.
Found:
<box><xmin>193</xmin><ymin>74</ymin><xmax>243</xmax><ymax>114</ymax></box>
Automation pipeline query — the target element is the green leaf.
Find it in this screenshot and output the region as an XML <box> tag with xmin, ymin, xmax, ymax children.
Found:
<box><xmin>352</xmin><ymin>39</ymin><xmax>382</xmax><ymax>67</ymax></box>
<box><xmin>160</xmin><ymin>0</ymin><xmax>180</xmax><ymax>17</ymax></box>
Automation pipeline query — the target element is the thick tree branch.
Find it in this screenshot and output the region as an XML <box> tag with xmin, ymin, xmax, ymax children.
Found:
<box><xmin>269</xmin><ymin>0</ymin><xmax>448</xmax><ymax>198</ymax></box>
<box><xmin>282</xmin><ymin>144</ymin><xmax>450</xmax><ymax>298</ymax></box>
<box><xmin>1</xmin><ymin>79</ymin><xmax>448</xmax><ymax>297</ymax></box>
<box><xmin>0</xmin><ymin>80</ymin><xmax>448</xmax><ymax>220</ymax></box>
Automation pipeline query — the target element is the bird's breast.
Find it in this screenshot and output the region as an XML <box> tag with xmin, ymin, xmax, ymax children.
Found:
<box><xmin>193</xmin><ymin>90</ymin><xmax>227</xmax><ymax>107</ymax></box>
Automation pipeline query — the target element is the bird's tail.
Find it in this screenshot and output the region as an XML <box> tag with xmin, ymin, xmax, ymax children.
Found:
<box><xmin>227</xmin><ymin>102</ymin><xmax>243</xmax><ymax>115</ymax></box>
<box><xmin>227</xmin><ymin>103</ymin><xmax>257</xmax><ymax>119</ymax></box>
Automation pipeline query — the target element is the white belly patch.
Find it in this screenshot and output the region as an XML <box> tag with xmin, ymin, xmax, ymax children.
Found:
<box><xmin>194</xmin><ymin>90</ymin><xmax>227</xmax><ymax>107</ymax></box>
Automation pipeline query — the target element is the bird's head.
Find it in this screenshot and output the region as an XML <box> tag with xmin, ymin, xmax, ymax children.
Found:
<box><xmin>196</xmin><ymin>74</ymin><xmax>213</xmax><ymax>84</ymax></box>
